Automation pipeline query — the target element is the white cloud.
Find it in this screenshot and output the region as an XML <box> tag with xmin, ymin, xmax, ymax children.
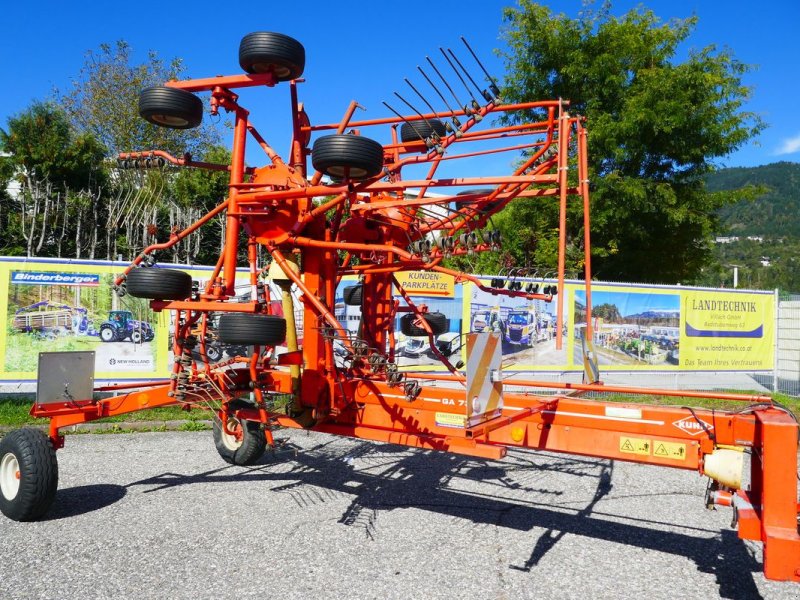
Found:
<box><xmin>775</xmin><ymin>133</ymin><xmax>800</xmax><ymax>155</ymax></box>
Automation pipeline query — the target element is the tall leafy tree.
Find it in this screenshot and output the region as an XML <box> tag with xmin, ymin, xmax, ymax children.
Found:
<box><xmin>58</xmin><ymin>41</ymin><xmax>219</xmax><ymax>156</ymax></box>
<box><xmin>58</xmin><ymin>41</ymin><xmax>222</xmax><ymax>261</ymax></box>
<box><xmin>498</xmin><ymin>1</ymin><xmax>764</xmax><ymax>283</ymax></box>
<box><xmin>170</xmin><ymin>145</ymin><xmax>232</xmax><ymax>265</ymax></box>
<box><xmin>0</xmin><ymin>102</ymin><xmax>106</xmax><ymax>257</ymax></box>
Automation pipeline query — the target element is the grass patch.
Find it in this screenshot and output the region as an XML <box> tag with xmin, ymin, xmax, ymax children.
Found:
<box><xmin>0</xmin><ymin>394</ymin><xmax>213</xmax><ymax>428</ymax></box>
<box><xmin>595</xmin><ymin>391</ymin><xmax>800</xmax><ymax>418</ymax></box>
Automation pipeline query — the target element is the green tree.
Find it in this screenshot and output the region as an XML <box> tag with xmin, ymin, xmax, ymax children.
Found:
<box><xmin>58</xmin><ymin>41</ymin><xmax>223</xmax><ymax>261</ymax></box>
<box><xmin>0</xmin><ymin>102</ymin><xmax>106</xmax><ymax>257</ymax></box>
<box><xmin>498</xmin><ymin>1</ymin><xmax>764</xmax><ymax>283</ymax></box>
<box><xmin>170</xmin><ymin>145</ymin><xmax>232</xmax><ymax>264</ymax></box>
<box><xmin>58</xmin><ymin>40</ymin><xmax>219</xmax><ymax>156</ymax></box>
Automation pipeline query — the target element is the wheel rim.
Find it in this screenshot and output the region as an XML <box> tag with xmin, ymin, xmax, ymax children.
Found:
<box><xmin>220</xmin><ymin>418</ymin><xmax>243</xmax><ymax>451</ymax></box>
<box><xmin>0</xmin><ymin>452</ymin><xmax>21</xmax><ymax>501</ymax></box>
<box><xmin>328</xmin><ymin>165</ymin><xmax>367</xmax><ymax>178</ymax></box>
<box><xmin>251</xmin><ymin>62</ymin><xmax>291</xmax><ymax>78</ymax></box>
<box><xmin>151</xmin><ymin>114</ymin><xmax>189</xmax><ymax>127</ymax></box>
<box><xmin>101</xmin><ymin>329</ymin><xmax>114</xmax><ymax>341</ymax></box>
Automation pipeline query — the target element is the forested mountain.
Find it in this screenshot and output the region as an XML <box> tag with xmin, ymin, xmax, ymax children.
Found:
<box><xmin>698</xmin><ymin>161</ymin><xmax>800</xmax><ymax>292</ymax></box>
<box><xmin>707</xmin><ymin>161</ymin><xmax>800</xmax><ymax>237</ymax></box>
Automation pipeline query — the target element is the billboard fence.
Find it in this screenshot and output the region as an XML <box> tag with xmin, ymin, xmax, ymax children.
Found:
<box><xmin>1</xmin><ymin>257</ymin><xmax>796</xmax><ymax>396</ymax></box>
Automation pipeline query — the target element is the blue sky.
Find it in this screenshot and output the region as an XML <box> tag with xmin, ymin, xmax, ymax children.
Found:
<box><xmin>1</xmin><ymin>0</ymin><xmax>797</xmax><ymax>169</ymax></box>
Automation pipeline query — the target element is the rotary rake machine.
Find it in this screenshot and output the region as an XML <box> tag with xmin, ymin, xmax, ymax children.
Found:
<box><xmin>1</xmin><ymin>31</ymin><xmax>799</xmax><ymax>583</ymax></box>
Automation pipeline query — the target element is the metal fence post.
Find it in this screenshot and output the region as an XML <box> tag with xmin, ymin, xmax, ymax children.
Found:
<box><xmin>774</xmin><ymin>288</ymin><xmax>779</xmax><ymax>394</ymax></box>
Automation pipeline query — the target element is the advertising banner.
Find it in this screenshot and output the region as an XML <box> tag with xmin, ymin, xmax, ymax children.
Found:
<box><xmin>681</xmin><ymin>290</ymin><xmax>774</xmax><ymax>370</ymax></box>
<box><xmin>0</xmin><ymin>258</ymin><xmax>303</xmax><ymax>384</ymax></box>
<box><xmin>0</xmin><ymin>258</ymin><xmax>775</xmax><ymax>383</ymax></box>
<box><xmin>335</xmin><ymin>274</ymin><xmax>464</xmax><ymax>371</ymax></box>
<box><xmin>1</xmin><ymin>258</ymin><xmax>170</xmax><ymax>382</ymax></box>
<box><xmin>573</xmin><ymin>284</ymin><xmax>774</xmax><ymax>372</ymax></box>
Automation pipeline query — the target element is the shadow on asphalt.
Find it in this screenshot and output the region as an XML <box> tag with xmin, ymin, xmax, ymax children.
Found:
<box><xmin>113</xmin><ymin>440</ymin><xmax>765</xmax><ymax>599</ymax></box>
<box><xmin>45</xmin><ymin>484</ymin><xmax>127</xmax><ymax>520</ymax></box>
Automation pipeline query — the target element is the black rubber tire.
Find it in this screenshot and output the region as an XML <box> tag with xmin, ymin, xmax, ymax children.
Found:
<box><xmin>312</xmin><ymin>134</ymin><xmax>384</xmax><ymax>180</ymax></box>
<box><xmin>130</xmin><ymin>330</ymin><xmax>142</xmax><ymax>344</ymax></box>
<box><xmin>400</xmin><ymin>119</ymin><xmax>446</xmax><ymax>143</ymax></box>
<box><xmin>139</xmin><ymin>86</ymin><xmax>203</xmax><ymax>129</ymax></box>
<box><xmin>126</xmin><ymin>268</ymin><xmax>193</xmax><ymax>300</ymax></box>
<box><xmin>0</xmin><ymin>428</ymin><xmax>58</xmax><ymax>521</ymax></box>
<box><xmin>239</xmin><ymin>32</ymin><xmax>305</xmax><ymax>81</ymax></box>
<box><xmin>205</xmin><ymin>344</ymin><xmax>223</xmax><ymax>362</ymax></box>
<box><xmin>99</xmin><ymin>326</ymin><xmax>116</xmax><ymax>342</ymax></box>
<box><xmin>400</xmin><ymin>312</ymin><xmax>448</xmax><ymax>337</ymax></box>
<box><xmin>218</xmin><ymin>314</ymin><xmax>286</xmax><ymax>346</ymax></box>
<box><xmin>343</xmin><ymin>285</ymin><xmax>363</xmax><ymax>306</ymax></box>
<box><xmin>213</xmin><ymin>416</ymin><xmax>266</xmax><ymax>466</ymax></box>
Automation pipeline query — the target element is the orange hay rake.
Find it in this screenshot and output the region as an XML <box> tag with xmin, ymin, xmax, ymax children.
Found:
<box><xmin>1</xmin><ymin>31</ymin><xmax>798</xmax><ymax>583</ymax></box>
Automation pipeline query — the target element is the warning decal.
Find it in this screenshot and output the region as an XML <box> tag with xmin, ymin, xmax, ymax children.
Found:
<box><xmin>619</xmin><ymin>436</ymin><xmax>651</xmax><ymax>456</ymax></box>
<box><xmin>653</xmin><ymin>441</ymin><xmax>687</xmax><ymax>461</ymax></box>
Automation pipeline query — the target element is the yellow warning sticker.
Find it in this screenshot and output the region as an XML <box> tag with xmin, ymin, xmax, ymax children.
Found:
<box><xmin>435</xmin><ymin>412</ymin><xmax>467</xmax><ymax>428</ymax></box>
<box><xmin>619</xmin><ymin>436</ymin><xmax>651</xmax><ymax>456</ymax></box>
<box><xmin>653</xmin><ymin>441</ymin><xmax>687</xmax><ymax>461</ymax></box>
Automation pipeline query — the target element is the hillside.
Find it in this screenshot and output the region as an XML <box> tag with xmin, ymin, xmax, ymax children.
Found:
<box><xmin>707</xmin><ymin>161</ymin><xmax>800</xmax><ymax>237</ymax></box>
<box><xmin>700</xmin><ymin>161</ymin><xmax>800</xmax><ymax>292</ymax></box>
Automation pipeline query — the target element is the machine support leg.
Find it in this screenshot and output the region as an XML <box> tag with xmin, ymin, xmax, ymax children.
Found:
<box><xmin>757</xmin><ymin>409</ymin><xmax>800</xmax><ymax>581</ymax></box>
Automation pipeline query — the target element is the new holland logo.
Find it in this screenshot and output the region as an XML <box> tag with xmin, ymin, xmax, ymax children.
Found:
<box><xmin>673</xmin><ymin>416</ymin><xmax>714</xmax><ymax>436</ymax></box>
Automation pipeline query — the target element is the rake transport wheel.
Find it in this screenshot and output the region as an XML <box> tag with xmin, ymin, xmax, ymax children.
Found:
<box><xmin>218</xmin><ymin>314</ymin><xmax>286</xmax><ymax>346</ymax></box>
<box><xmin>343</xmin><ymin>285</ymin><xmax>363</xmax><ymax>306</ymax></box>
<box><xmin>400</xmin><ymin>119</ymin><xmax>447</xmax><ymax>143</ymax></box>
<box><xmin>0</xmin><ymin>428</ymin><xmax>58</xmax><ymax>522</ymax></box>
<box><xmin>400</xmin><ymin>312</ymin><xmax>448</xmax><ymax>337</ymax></box>
<box><xmin>126</xmin><ymin>268</ymin><xmax>193</xmax><ymax>300</ymax></box>
<box><xmin>139</xmin><ymin>86</ymin><xmax>203</xmax><ymax>129</ymax></box>
<box><xmin>312</xmin><ymin>134</ymin><xmax>384</xmax><ymax>180</ymax></box>
<box><xmin>213</xmin><ymin>415</ymin><xmax>267</xmax><ymax>466</ymax></box>
<box><xmin>239</xmin><ymin>32</ymin><xmax>305</xmax><ymax>81</ymax></box>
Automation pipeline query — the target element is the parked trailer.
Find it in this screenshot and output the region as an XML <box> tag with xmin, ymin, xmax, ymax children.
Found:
<box><xmin>13</xmin><ymin>309</ymin><xmax>73</xmax><ymax>333</ymax></box>
<box><xmin>1</xmin><ymin>31</ymin><xmax>798</xmax><ymax>585</ymax></box>
<box><xmin>12</xmin><ymin>301</ymin><xmax>92</xmax><ymax>337</ymax></box>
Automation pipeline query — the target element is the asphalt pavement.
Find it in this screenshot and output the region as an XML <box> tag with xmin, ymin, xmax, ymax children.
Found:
<box><xmin>0</xmin><ymin>430</ymin><xmax>796</xmax><ymax>600</ymax></box>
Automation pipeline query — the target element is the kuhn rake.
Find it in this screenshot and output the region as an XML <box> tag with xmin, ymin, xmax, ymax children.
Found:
<box><xmin>1</xmin><ymin>31</ymin><xmax>798</xmax><ymax>583</ymax></box>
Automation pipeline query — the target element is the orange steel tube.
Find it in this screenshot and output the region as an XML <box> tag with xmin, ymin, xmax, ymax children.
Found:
<box><xmin>308</xmin><ymin>100</ymin><xmax>567</xmax><ymax>131</ymax></box>
<box><xmin>577</xmin><ymin>119</ymin><xmax>593</xmax><ymax>335</ymax></box>
<box><xmin>269</xmin><ymin>247</ymin><xmax>350</xmax><ymax>343</ymax></box>
<box><xmin>114</xmin><ymin>199</ymin><xmax>230</xmax><ymax>286</ymax></box>
<box><xmin>165</xmin><ymin>72</ymin><xmax>277</xmax><ymax>91</ymax></box>
<box><xmin>223</xmin><ymin>108</ymin><xmax>249</xmax><ymax>295</ymax></box>
<box><xmin>555</xmin><ymin>106</ymin><xmax>569</xmax><ymax>349</ymax></box>
<box><xmin>403</xmin><ymin>372</ymin><xmax>773</xmax><ymax>404</ymax></box>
